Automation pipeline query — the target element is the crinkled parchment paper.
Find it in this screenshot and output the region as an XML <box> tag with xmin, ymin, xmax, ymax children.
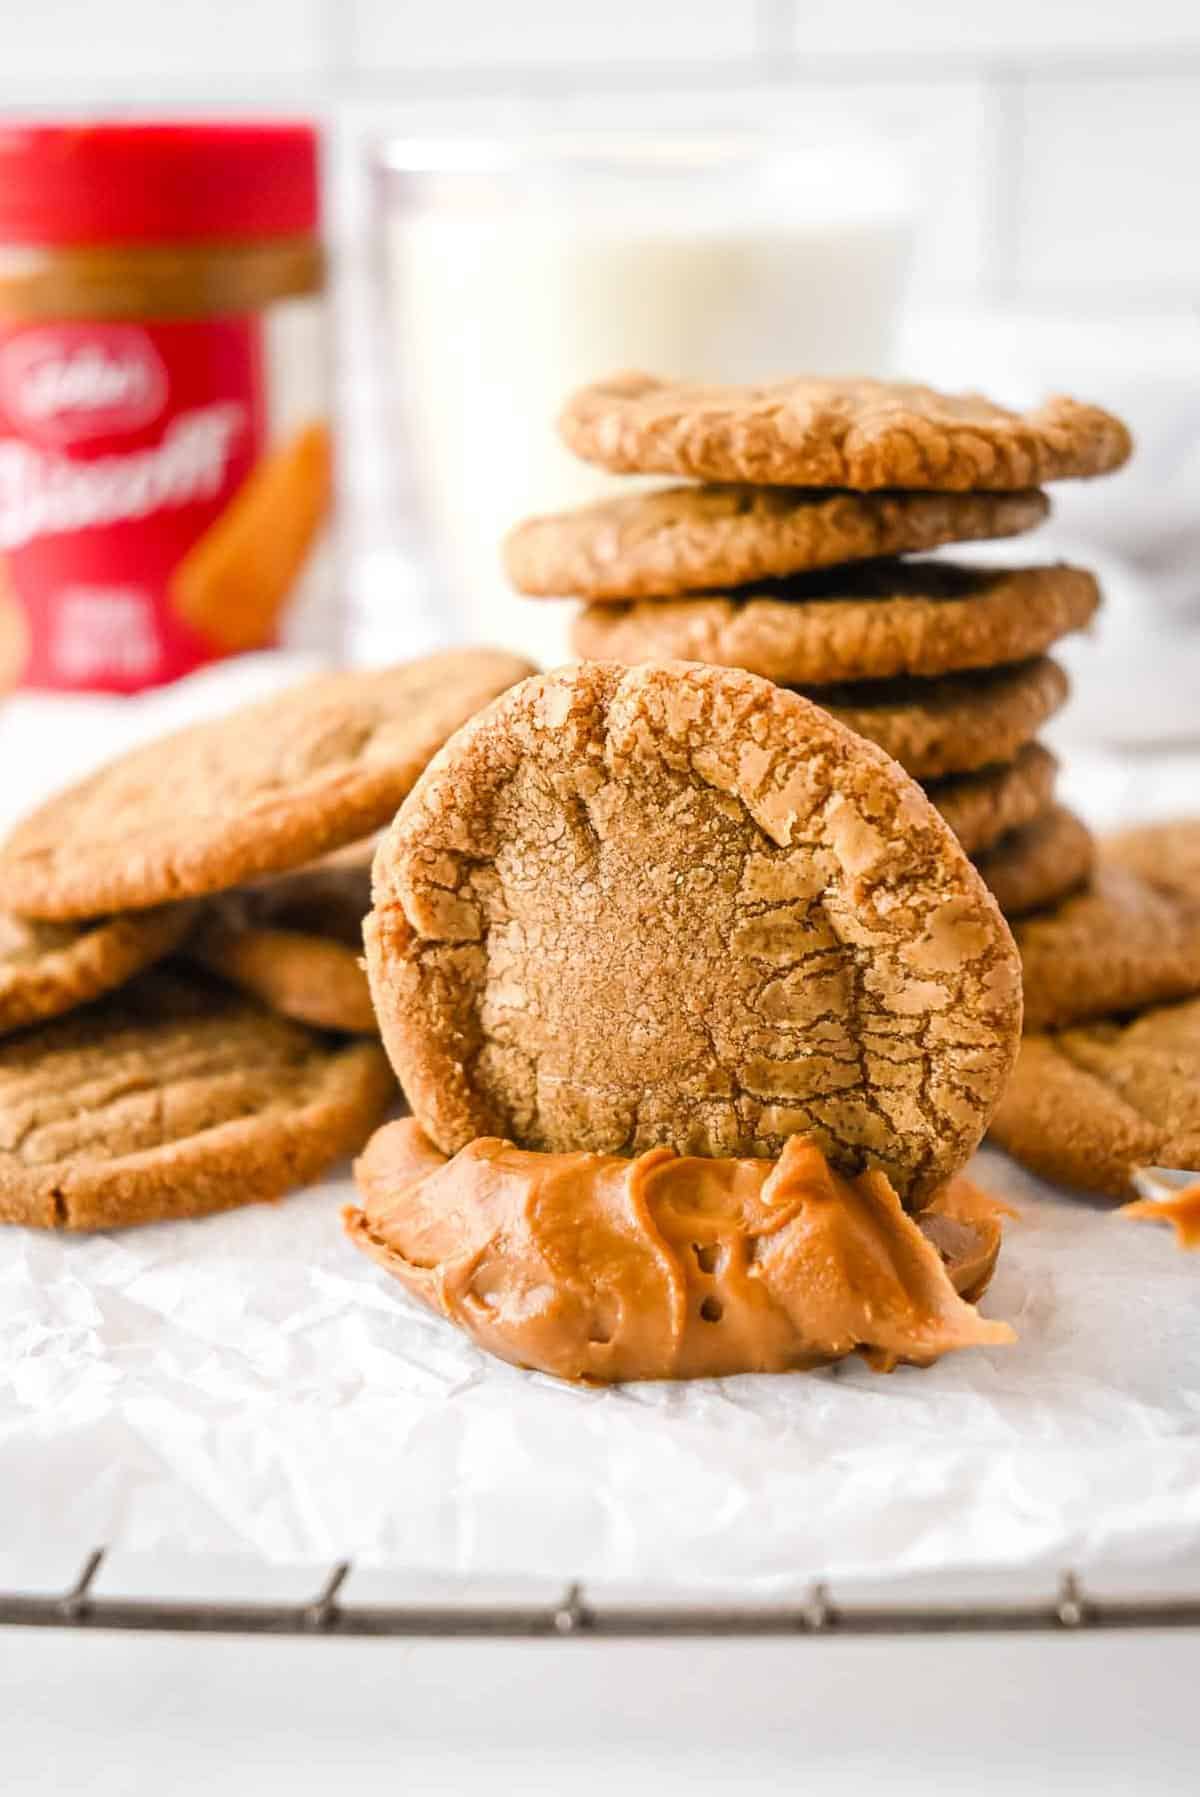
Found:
<box><xmin>1</xmin><ymin>663</ymin><xmax>1198</xmax><ymax>1593</ymax></box>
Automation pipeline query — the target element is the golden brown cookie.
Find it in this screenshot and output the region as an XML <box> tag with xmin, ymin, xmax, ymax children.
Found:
<box><xmin>191</xmin><ymin>865</ymin><xmax>375</xmax><ymax>1034</ymax></box>
<box><xmin>808</xmin><ymin>657</ymin><xmax>1069</xmax><ymax>779</ymax></box>
<box><xmin>926</xmin><ymin>743</ymin><xmax>1058</xmax><ymax>856</ymax></box>
<box><xmin>0</xmin><ymin>650</ymin><xmax>535</xmax><ymax>921</ymax></box>
<box><xmin>559</xmin><ymin>371</ymin><xmax>1132</xmax><ymax>491</ymax></box>
<box><xmin>1015</xmin><ymin>867</ymin><xmax>1200</xmax><ymax>1031</ymax></box>
<box><xmin>347</xmin><ymin>1121</ymin><xmax>1012</xmax><ymax>1383</ymax></box>
<box><xmin>1104</xmin><ymin>818</ymin><xmax>1200</xmax><ymax>900</ymax></box>
<box><xmin>366</xmin><ymin>660</ymin><xmax>1022</xmax><ymax>1207</ymax></box>
<box><xmin>570</xmin><ymin>562</ymin><xmax>1099</xmax><ymax>686</ymax></box>
<box><xmin>504</xmin><ymin>484</ymin><xmax>1050</xmax><ymax>600</ymax></box>
<box><xmin>974</xmin><ymin>805</ymin><xmax>1095</xmax><ymax>919</ymax></box>
<box><xmin>0</xmin><ymin>969</ymin><xmax>395</xmax><ymax>1230</ymax></box>
<box><xmin>989</xmin><ymin>997</ymin><xmax>1200</xmax><ymax>1198</ymax></box>
<box><xmin>0</xmin><ymin>903</ymin><xmax>194</xmax><ymax>1038</ymax></box>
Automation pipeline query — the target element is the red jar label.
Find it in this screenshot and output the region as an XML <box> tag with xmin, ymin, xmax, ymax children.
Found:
<box><xmin>0</xmin><ymin>316</ymin><xmax>270</xmax><ymax>692</ymax></box>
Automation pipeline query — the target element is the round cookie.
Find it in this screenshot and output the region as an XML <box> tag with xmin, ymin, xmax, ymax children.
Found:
<box><xmin>504</xmin><ymin>484</ymin><xmax>1050</xmax><ymax>600</ymax></box>
<box><xmin>989</xmin><ymin>996</ymin><xmax>1200</xmax><ymax>1198</ymax></box>
<box><xmin>808</xmin><ymin>657</ymin><xmax>1069</xmax><ymax>779</ymax></box>
<box><xmin>0</xmin><ymin>649</ymin><xmax>535</xmax><ymax>921</ymax></box>
<box><xmin>365</xmin><ymin>660</ymin><xmax>1022</xmax><ymax>1207</ymax></box>
<box><xmin>191</xmin><ymin>865</ymin><xmax>375</xmax><ymax>1034</ymax></box>
<box><xmin>0</xmin><ymin>968</ymin><xmax>395</xmax><ymax>1230</ymax></box>
<box><xmin>0</xmin><ymin>903</ymin><xmax>194</xmax><ymax>1037</ymax></box>
<box><xmin>570</xmin><ymin>562</ymin><xmax>1100</xmax><ymax>686</ymax></box>
<box><xmin>974</xmin><ymin>805</ymin><xmax>1094</xmax><ymax>918</ymax></box>
<box><xmin>1015</xmin><ymin>866</ymin><xmax>1200</xmax><ymax>1031</ymax></box>
<box><xmin>559</xmin><ymin>371</ymin><xmax>1132</xmax><ymax>491</ymax></box>
<box><xmin>926</xmin><ymin>743</ymin><xmax>1058</xmax><ymax>856</ymax></box>
<box><xmin>1104</xmin><ymin>818</ymin><xmax>1200</xmax><ymax>900</ymax></box>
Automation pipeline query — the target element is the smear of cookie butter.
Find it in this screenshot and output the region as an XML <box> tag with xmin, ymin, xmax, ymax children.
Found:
<box><xmin>345</xmin><ymin>1123</ymin><xmax>1013</xmax><ymax>1383</ymax></box>
<box><xmin>1121</xmin><ymin>1183</ymin><xmax>1200</xmax><ymax>1251</ymax></box>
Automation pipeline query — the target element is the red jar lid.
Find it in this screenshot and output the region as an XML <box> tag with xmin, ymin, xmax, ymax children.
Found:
<box><xmin>0</xmin><ymin>120</ymin><xmax>319</xmax><ymax>246</ymax></box>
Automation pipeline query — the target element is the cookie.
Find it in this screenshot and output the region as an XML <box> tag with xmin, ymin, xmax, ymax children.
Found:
<box><xmin>1015</xmin><ymin>867</ymin><xmax>1200</xmax><ymax>1031</ymax></box>
<box><xmin>974</xmin><ymin>805</ymin><xmax>1095</xmax><ymax>918</ymax></box>
<box><xmin>0</xmin><ymin>649</ymin><xmax>535</xmax><ymax>920</ymax></box>
<box><xmin>504</xmin><ymin>484</ymin><xmax>1050</xmax><ymax>600</ymax></box>
<box><xmin>1104</xmin><ymin>818</ymin><xmax>1200</xmax><ymax>900</ymax></box>
<box><xmin>365</xmin><ymin>660</ymin><xmax>1022</xmax><ymax>1206</ymax></box>
<box><xmin>0</xmin><ymin>903</ymin><xmax>194</xmax><ymax>1038</ymax></box>
<box><xmin>559</xmin><ymin>371</ymin><xmax>1132</xmax><ymax>491</ymax></box>
<box><xmin>926</xmin><ymin>743</ymin><xmax>1058</xmax><ymax>856</ymax></box>
<box><xmin>809</xmin><ymin>657</ymin><xmax>1069</xmax><ymax>779</ymax></box>
<box><xmin>989</xmin><ymin>997</ymin><xmax>1200</xmax><ymax>1198</ymax></box>
<box><xmin>0</xmin><ymin>562</ymin><xmax>29</xmax><ymax>690</ymax></box>
<box><xmin>347</xmin><ymin>1121</ymin><xmax>1012</xmax><ymax>1383</ymax></box>
<box><xmin>191</xmin><ymin>865</ymin><xmax>375</xmax><ymax>1034</ymax></box>
<box><xmin>570</xmin><ymin>562</ymin><xmax>1099</xmax><ymax>686</ymax></box>
<box><xmin>0</xmin><ymin>969</ymin><xmax>395</xmax><ymax>1230</ymax></box>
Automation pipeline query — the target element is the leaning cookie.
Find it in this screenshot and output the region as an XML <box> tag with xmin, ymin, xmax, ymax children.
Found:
<box><xmin>0</xmin><ymin>903</ymin><xmax>194</xmax><ymax>1037</ymax></box>
<box><xmin>505</xmin><ymin>484</ymin><xmax>1050</xmax><ymax>600</ymax></box>
<box><xmin>0</xmin><ymin>649</ymin><xmax>535</xmax><ymax>920</ymax></box>
<box><xmin>0</xmin><ymin>969</ymin><xmax>394</xmax><ymax>1230</ymax></box>
<box><xmin>559</xmin><ymin>371</ymin><xmax>1131</xmax><ymax>490</ymax></box>
<box><xmin>366</xmin><ymin>660</ymin><xmax>1022</xmax><ymax>1207</ymax></box>
<box><xmin>571</xmin><ymin>563</ymin><xmax>1099</xmax><ymax>686</ymax></box>
<box><xmin>347</xmin><ymin>1120</ymin><xmax>1013</xmax><ymax>1383</ymax></box>
<box><xmin>989</xmin><ymin>996</ymin><xmax>1200</xmax><ymax>1198</ymax></box>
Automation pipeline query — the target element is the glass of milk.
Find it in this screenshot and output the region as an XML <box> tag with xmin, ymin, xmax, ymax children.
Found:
<box><xmin>375</xmin><ymin>128</ymin><xmax>915</xmax><ymax>667</ymax></box>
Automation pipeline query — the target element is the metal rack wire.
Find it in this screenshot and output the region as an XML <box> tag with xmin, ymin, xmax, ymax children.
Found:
<box><xmin>2</xmin><ymin>1551</ymin><xmax>1200</xmax><ymax>1637</ymax></box>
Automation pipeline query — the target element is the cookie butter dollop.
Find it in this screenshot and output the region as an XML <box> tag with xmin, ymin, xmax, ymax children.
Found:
<box><xmin>346</xmin><ymin>1121</ymin><xmax>1013</xmax><ymax>1383</ymax></box>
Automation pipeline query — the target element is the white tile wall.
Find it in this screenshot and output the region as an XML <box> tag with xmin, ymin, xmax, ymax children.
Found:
<box><xmin>347</xmin><ymin>1</ymin><xmax>761</xmax><ymax>73</ymax></box>
<box><xmin>1019</xmin><ymin>78</ymin><xmax>1200</xmax><ymax>293</ymax></box>
<box><xmin>0</xmin><ymin>0</ymin><xmax>1195</xmax><ymax>306</ymax></box>
<box><xmin>786</xmin><ymin>0</ymin><xmax>1200</xmax><ymax>60</ymax></box>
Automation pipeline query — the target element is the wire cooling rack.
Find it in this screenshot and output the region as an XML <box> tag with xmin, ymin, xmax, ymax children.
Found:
<box><xmin>2</xmin><ymin>1552</ymin><xmax>1200</xmax><ymax>1637</ymax></box>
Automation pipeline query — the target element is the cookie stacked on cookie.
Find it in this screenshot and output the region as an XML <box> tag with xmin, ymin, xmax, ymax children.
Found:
<box><xmin>0</xmin><ymin>650</ymin><xmax>534</xmax><ymax>1228</ymax></box>
<box><xmin>991</xmin><ymin>819</ymin><xmax>1200</xmax><ymax>1197</ymax></box>
<box><xmin>505</xmin><ymin>372</ymin><xmax>1133</xmax><ymax>919</ymax></box>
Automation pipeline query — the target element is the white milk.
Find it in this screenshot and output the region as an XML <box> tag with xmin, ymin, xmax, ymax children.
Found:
<box><xmin>378</xmin><ymin>139</ymin><xmax>914</xmax><ymax>666</ymax></box>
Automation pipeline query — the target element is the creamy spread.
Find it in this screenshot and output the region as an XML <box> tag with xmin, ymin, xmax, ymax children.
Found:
<box><xmin>346</xmin><ymin>1122</ymin><xmax>1013</xmax><ymax>1384</ymax></box>
<box><xmin>1122</xmin><ymin>1182</ymin><xmax>1200</xmax><ymax>1250</ymax></box>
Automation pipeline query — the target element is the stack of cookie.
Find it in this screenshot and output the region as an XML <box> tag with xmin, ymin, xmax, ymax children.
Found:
<box><xmin>991</xmin><ymin>817</ymin><xmax>1200</xmax><ymax>1198</ymax></box>
<box><xmin>504</xmin><ymin>372</ymin><xmax>1133</xmax><ymax>920</ymax></box>
<box><xmin>0</xmin><ymin>650</ymin><xmax>534</xmax><ymax>1230</ymax></box>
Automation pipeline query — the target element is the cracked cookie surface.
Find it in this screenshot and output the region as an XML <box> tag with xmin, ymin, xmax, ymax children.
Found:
<box><xmin>989</xmin><ymin>996</ymin><xmax>1200</xmax><ymax>1197</ymax></box>
<box><xmin>0</xmin><ymin>903</ymin><xmax>193</xmax><ymax>1037</ymax></box>
<box><xmin>570</xmin><ymin>562</ymin><xmax>1099</xmax><ymax>685</ymax></box>
<box><xmin>974</xmin><ymin>805</ymin><xmax>1094</xmax><ymax>919</ymax></box>
<box><xmin>926</xmin><ymin>742</ymin><xmax>1058</xmax><ymax>856</ymax></box>
<box><xmin>0</xmin><ymin>650</ymin><xmax>535</xmax><ymax>920</ymax></box>
<box><xmin>808</xmin><ymin>656</ymin><xmax>1069</xmax><ymax>779</ymax></box>
<box><xmin>505</xmin><ymin>484</ymin><xmax>1049</xmax><ymax>599</ymax></box>
<box><xmin>0</xmin><ymin>968</ymin><xmax>394</xmax><ymax>1229</ymax></box>
<box><xmin>559</xmin><ymin>371</ymin><xmax>1133</xmax><ymax>490</ymax></box>
<box><xmin>1015</xmin><ymin>866</ymin><xmax>1200</xmax><ymax>1031</ymax></box>
<box><xmin>366</xmin><ymin>660</ymin><xmax>1022</xmax><ymax>1207</ymax></box>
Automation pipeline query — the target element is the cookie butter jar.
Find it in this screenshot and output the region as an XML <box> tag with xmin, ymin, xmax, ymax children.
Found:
<box><xmin>0</xmin><ymin>121</ymin><xmax>335</xmax><ymax>693</ymax></box>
